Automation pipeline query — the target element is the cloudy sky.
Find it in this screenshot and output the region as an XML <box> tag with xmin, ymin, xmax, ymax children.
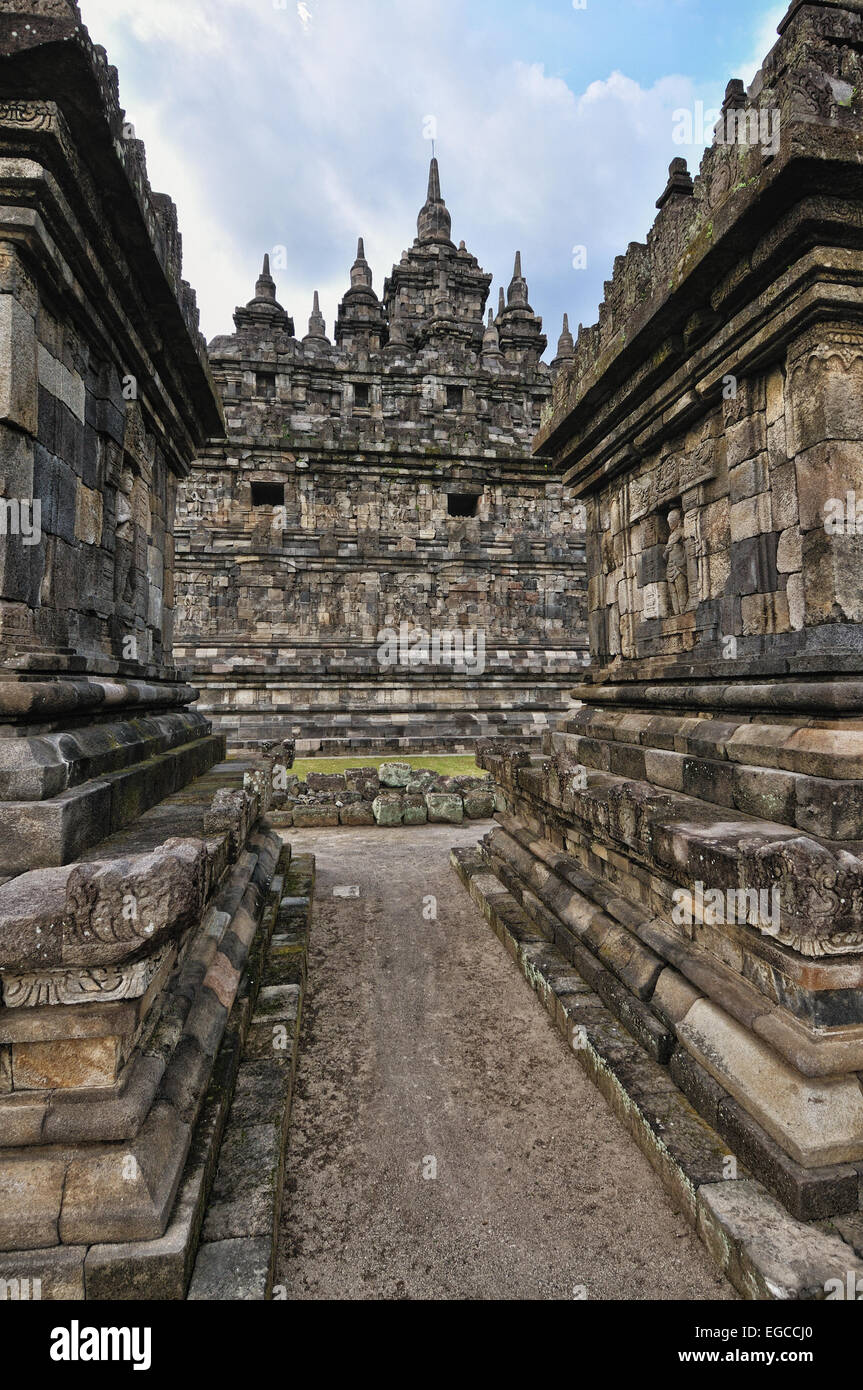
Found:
<box><xmin>77</xmin><ymin>0</ymin><xmax>786</xmax><ymax>355</ymax></box>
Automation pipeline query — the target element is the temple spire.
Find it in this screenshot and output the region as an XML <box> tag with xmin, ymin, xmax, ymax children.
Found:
<box><xmin>481</xmin><ymin>307</ymin><xmax>504</xmax><ymax>369</ymax></box>
<box><xmin>498</xmin><ymin>250</ymin><xmax>546</xmax><ymax>365</ymax></box>
<box><xmin>233</xmin><ymin>251</ymin><xmax>293</xmax><ymax>335</ymax></box>
<box><xmin>335</xmin><ymin>236</ymin><xmax>386</xmax><ymax>351</ymax></box>
<box><xmin>427</xmin><ymin>157</ymin><xmax>442</xmax><ymax>203</ymax></box>
<box><xmin>507</xmin><ymin>250</ymin><xmax>529</xmax><ymax>308</ymax></box>
<box><xmin>303</xmin><ymin>289</ymin><xmax>328</xmax><ymax>345</ymax></box>
<box><xmin>416</xmin><ymin>156</ymin><xmax>453</xmax><ymax>245</ymax></box>
<box><xmin>254</xmin><ymin>253</ymin><xmax>277</xmax><ymax>303</ymax></box>
<box><xmin>349</xmin><ymin>237</ymin><xmax>373</xmax><ymax>290</ymax></box>
<box><xmin>551</xmin><ymin>311</ymin><xmax>575</xmax><ymax>374</ymax></box>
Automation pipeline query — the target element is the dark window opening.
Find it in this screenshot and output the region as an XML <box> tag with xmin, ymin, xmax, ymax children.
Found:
<box><xmin>446</xmin><ymin>385</ymin><xmax>464</xmax><ymax>410</ymax></box>
<box><xmin>256</xmin><ymin>372</ymin><xmax>276</xmax><ymax>399</ymax></box>
<box><xmin>250</xmin><ymin>481</ymin><xmax>285</xmax><ymax>507</ymax></box>
<box><xmin>353</xmin><ymin>383</ymin><xmax>370</xmax><ymax>409</ymax></box>
<box><xmin>448</xmin><ymin>492</ymin><xmax>479</xmax><ymax>518</ymax></box>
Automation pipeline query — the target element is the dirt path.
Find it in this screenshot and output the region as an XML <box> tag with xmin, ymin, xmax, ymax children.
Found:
<box><xmin>275</xmin><ymin>824</ymin><xmax>734</xmax><ymax>1301</ymax></box>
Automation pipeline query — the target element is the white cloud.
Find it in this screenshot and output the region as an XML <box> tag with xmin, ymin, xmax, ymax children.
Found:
<box><xmin>75</xmin><ymin>0</ymin><xmax>706</xmax><ymax>349</ymax></box>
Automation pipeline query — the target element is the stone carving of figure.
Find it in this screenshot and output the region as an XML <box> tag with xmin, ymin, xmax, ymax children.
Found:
<box><xmin>116</xmin><ymin>468</ymin><xmax>134</xmax><ymax>540</ymax></box>
<box><xmin>114</xmin><ymin>467</ymin><xmax>136</xmax><ymax>608</ymax></box>
<box><xmin>663</xmin><ymin>506</ymin><xmax>689</xmax><ymax>615</ymax></box>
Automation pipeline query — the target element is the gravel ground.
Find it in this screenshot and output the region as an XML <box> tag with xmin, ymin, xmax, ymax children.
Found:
<box><xmin>275</xmin><ymin>823</ymin><xmax>735</xmax><ymax>1301</ymax></box>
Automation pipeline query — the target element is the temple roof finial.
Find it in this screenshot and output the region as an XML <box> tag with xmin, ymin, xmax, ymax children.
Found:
<box><xmin>350</xmin><ymin>237</ymin><xmax>373</xmax><ymax>290</ymax></box>
<box><xmin>251</xmin><ymin>252</ymin><xmax>278</xmax><ymax>305</ymax></box>
<box><xmin>656</xmin><ymin>157</ymin><xmax>694</xmax><ymax>209</ymax></box>
<box><xmin>554</xmin><ymin>312</ymin><xmax>575</xmax><ymax>363</ymax></box>
<box><xmin>235</xmin><ymin>251</ymin><xmax>293</xmax><ymax>334</ymax></box>
<box><xmin>507</xmin><ymin>250</ymin><xmax>529</xmax><ymax>309</ymax></box>
<box><xmin>427</xmin><ymin>156</ymin><xmax>441</xmax><ymax>202</ymax></box>
<box><xmin>417</xmin><ymin>156</ymin><xmax>453</xmax><ymax>245</ymax></box>
<box><xmin>304</xmin><ymin>288</ymin><xmax>328</xmax><ymax>344</ymax></box>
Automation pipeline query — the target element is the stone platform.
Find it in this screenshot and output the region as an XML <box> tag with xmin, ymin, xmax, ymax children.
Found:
<box><xmin>0</xmin><ymin>755</ymin><xmax>315</xmax><ymax>1298</ymax></box>
<box><xmin>452</xmin><ymin>840</ymin><xmax>863</xmax><ymax>1299</ymax></box>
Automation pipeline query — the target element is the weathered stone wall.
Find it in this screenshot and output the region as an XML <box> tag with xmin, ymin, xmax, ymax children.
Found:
<box><xmin>0</xmin><ymin>2</ymin><xmax>228</xmax><ymax>874</ymax></box>
<box><xmin>476</xmin><ymin>0</ymin><xmax>863</xmax><ymax>1228</ymax></box>
<box><xmin>175</xmin><ymin>174</ymin><xmax>588</xmax><ymax>753</ymax></box>
<box><xmin>0</xmin><ymin>1</ymin><xmax>295</xmax><ymax>1299</ymax></box>
<box><xmin>538</xmin><ymin>3</ymin><xmax>863</xmax><ymax>688</ymax></box>
<box><xmin>0</xmin><ymin>6</ymin><xmax>222</xmax><ymax>681</ymax></box>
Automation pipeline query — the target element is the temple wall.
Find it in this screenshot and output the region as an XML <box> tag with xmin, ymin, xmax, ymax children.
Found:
<box><xmin>472</xmin><ymin>0</ymin><xmax>863</xmax><ymax>1227</ymax></box>
<box><xmin>175</xmin><ymin>194</ymin><xmax>588</xmax><ymax>752</ymax></box>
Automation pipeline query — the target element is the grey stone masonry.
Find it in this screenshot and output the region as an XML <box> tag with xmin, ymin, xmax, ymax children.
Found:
<box><xmin>0</xmin><ymin>1</ymin><xmax>286</xmax><ymax>1299</ymax></box>
<box><xmin>470</xmin><ymin>0</ymin><xmax>863</xmax><ymax>1241</ymax></box>
<box><xmin>174</xmin><ymin>159</ymin><xmax>588</xmax><ymax>754</ymax></box>
<box><xmin>0</xmin><ymin>0</ymin><xmax>226</xmax><ymax>872</ymax></box>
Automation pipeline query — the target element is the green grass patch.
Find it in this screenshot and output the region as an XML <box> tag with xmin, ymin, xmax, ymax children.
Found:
<box><xmin>292</xmin><ymin>753</ymin><xmax>487</xmax><ymax>779</ymax></box>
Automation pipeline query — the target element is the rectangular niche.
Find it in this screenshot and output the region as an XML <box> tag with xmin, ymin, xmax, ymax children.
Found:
<box><xmin>250</xmin><ymin>480</ymin><xmax>285</xmax><ymax>507</ymax></box>
<box><xmin>448</xmin><ymin>492</ymin><xmax>479</xmax><ymax>518</ymax></box>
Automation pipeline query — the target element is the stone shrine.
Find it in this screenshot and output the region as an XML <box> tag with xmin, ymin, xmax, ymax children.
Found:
<box><xmin>465</xmin><ymin>0</ymin><xmax>863</xmax><ymax>1246</ymax></box>
<box><xmin>0</xmin><ymin>1</ymin><xmax>310</xmax><ymax>1300</ymax></box>
<box><xmin>173</xmin><ymin>165</ymin><xmax>588</xmax><ymax>754</ymax></box>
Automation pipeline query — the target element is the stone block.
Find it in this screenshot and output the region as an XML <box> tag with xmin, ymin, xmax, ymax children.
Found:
<box><xmin>372</xmin><ymin>793</ymin><xmax>404</xmax><ymax>826</ymax></box>
<box><xmin>291</xmin><ymin>803</ymin><xmax>339</xmax><ymax>828</ymax></box>
<box><xmin>187</xmin><ymin>1236</ymin><xmax>272</xmax><ymax>1301</ymax></box>
<box><xmin>0</xmin><ymin>294</ymin><xmax>37</xmax><ymax>433</ymax></box>
<box><xmin>305</xmin><ymin>772</ymin><xmax>346</xmax><ymax>793</ymax></box>
<box><xmin>697</xmin><ymin>1180</ymin><xmax>863</xmax><ymax>1300</ymax></box>
<box><xmin>378</xmin><ymin>762</ymin><xmax>413</xmax><ymax>788</ymax></box>
<box><xmin>677</xmin><ymin>1000</ymin><xmax>863</xmax><ymax>1168</ymax></box>
<box><xmin>403</xmin><ymin>793</ymin><xmax>428</xmax><ymax>825</ymax></box>
<box><xmin>426</xmin><ymin>792</ymin><xmax>464</xmax><ymax>824</ymax></box>
<box><xmin>0</xmin><ymin>1157</ymin><xmax>65</xmax><ymax>1251</ymax></box>
<box><xmin>11</xmin><ymin>1036</ymin><xmax>122</xmax><ymax>1090</ymax></box>
<box><xmin>464</xmin><ymin>791</ymin><xmax>495</xmax><ymax>819</ymax></box>
<box><xmin>344</xmin><ymin>768</ymin><xmax>379</xmax><ymax>796</ymax></box>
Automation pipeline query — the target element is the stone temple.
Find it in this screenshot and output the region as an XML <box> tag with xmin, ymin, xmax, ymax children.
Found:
<box><xmin>173</xmin><ymin>165</ymin><xmax>588</xmax><ymax>755</ymax></box>
<box><xmin>4</xmin><ymin>0</ymin><xmax>863</xmax><ymax>1306</ymax></box>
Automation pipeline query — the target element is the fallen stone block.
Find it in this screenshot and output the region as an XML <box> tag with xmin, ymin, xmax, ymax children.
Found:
<box><xmin>306</xmin><ymin>772</ymin><xmax>346</xmax><ymax>793</ymax></box>
<box><xmin>403</xmin><ymin>794</ymin><xmax>428</xmax><ymax>825</ymax></box>
<box><xmin>426</xmin><ymin>792</ymin><xmax>464</xmax><ymax>825</ymax></box>
<box><xmin>373</xmin><ymin>793</ymin><xmax>404</xmax><ymax>826</ymax></box>
<box><xmin>345</xmin><ymin>768</ymin><xmax>380</xmax><ymax>796</ymax></box>
<box><xmin>291</xmin><ymin>803</ymin><xmax>339</xmax><ymax>828</ymax></box>
<box><xmin>379</xmin><ymin>762</ymin><xmax>413</xmax><ymax>788</ymax></box>
<box><xmin>464</xmin><ymin>791</ymin><xmax>495</xmax><ymax>819</ymax></box>
<box><xmin>340</xmin><ymin>801</ymin><xmax>375</xmax><ymax>826</ymax></box>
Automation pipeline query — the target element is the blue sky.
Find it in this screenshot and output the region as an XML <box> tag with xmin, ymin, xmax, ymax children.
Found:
<box><xmin>77</xmin><ymin>0</ymin><xmax>787</xmax><ymax>355</ymax></box>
